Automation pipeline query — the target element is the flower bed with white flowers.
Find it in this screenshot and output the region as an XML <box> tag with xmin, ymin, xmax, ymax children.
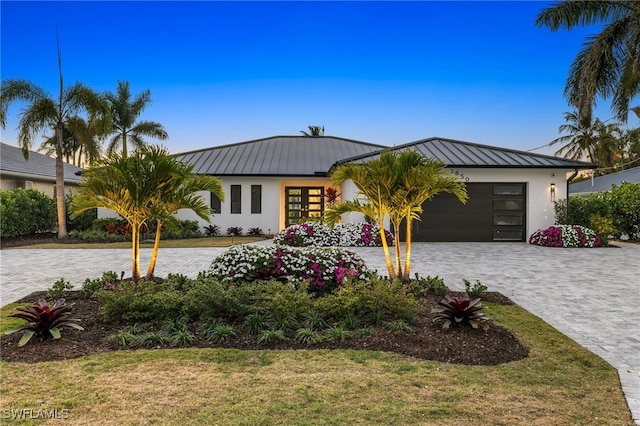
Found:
<box><xmin>209</xmin><ymin>244</ymin><xmax>371</xmax><ymax>293</ymax></box>
<box><xmin>529</xmin><ymin>225</ymin><xmax>602</xmax><ymax>248</ymax></box>
<box><xmin>273</xmin><ymin>222</ymin><xmax>394</xmax><ymax>247</ymax></box>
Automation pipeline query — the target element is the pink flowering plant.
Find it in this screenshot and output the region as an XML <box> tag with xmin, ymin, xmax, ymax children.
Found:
<box><xmin>209</xmin><ymin>244</ymin><xmax>371</xmax><ymax>293</ymax></box>
<box><xmin>528</xmin><ymin>225</ymin><xmax>602</xmax><ymax>248</ymax></box>
<box><xmin>273</xmin><ymin>222</ymin><xmax>394</xmax><ymax>247</ymax></box>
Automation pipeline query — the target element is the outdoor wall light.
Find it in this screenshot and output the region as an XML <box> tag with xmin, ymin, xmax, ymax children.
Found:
<box><xmin>550</xmin><ymin>183</ymin><xmax>556</xmax><ymax>202</ymax></box>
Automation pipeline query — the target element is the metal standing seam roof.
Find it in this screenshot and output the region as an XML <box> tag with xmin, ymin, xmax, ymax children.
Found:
<box><xmin>333</xmin><ymin>137</ymin><xmax>597</xmax><ymax>170</ymax></box>
<box><xmin>569</xmin><ymin>166</ymin><xmax>640</xmax><ymax>194</ymax></box>
<box><xmin>174</xmin><ymin>136</ymin><xmax>387</xmax><ymax>176</ymax></box>
<box><xmin>0</xmin><ymin>142</ymin><xmax>84</xmax><ymax>183</ymax></box>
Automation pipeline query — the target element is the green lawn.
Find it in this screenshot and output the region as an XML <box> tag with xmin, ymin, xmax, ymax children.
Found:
<box><xmin>0</xmin><ymin>303</ymin><xmax>633</xmax><ymax>425</ymax></box>
<box><xmin>4</xmin><ymin>236</ymin><xmax>267</xmax><ymax>250</ymax></box>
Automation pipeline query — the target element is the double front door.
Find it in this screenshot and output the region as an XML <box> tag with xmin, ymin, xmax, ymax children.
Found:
<box><xmin>285</xmin><ymin>187</ymin><xmax>324</xmax><ymax>227</ymax></box>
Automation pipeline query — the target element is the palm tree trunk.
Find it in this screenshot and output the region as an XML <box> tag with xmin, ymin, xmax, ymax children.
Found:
<box><xmin>378</xmin><ymin>218</ymin><xmax>396</xmax><ymax>279</ymax></box>
<box><xmin>131</xmin><ymin>222</ymin><xmax>141</xmax><ymax>282</ymax></box>
<box><xmin>55</xmin><ymin>124</ymin><xmax>68</xmax><ymax>239</ymax></box>
<box><xmin>146</xmin><ymin>220</ymin><xmax>163</xmax><ymax>278</ymax></box>
<box><xmin>402</xmin><ymin>216</ymin><xmax>413</xmax><ymax>282</ymax></box>
<box><xmin>392</xmin><ymin>220</ymin><xmax>403</xmax><ymax>279</ymax></box>
<box><xmin>122</xmin><ymin>132</ymin><xmax>127</xmax><ymax>158</ymax></box>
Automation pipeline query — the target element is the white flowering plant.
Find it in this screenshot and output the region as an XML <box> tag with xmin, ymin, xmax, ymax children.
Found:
<box><xmin>529</xmin><ymin>225</ymin><xmax>602</xmax><ymax>248</ymax></box>
<box><xmin>273</xmin><ymin>222</ymin><xmax>394</xmax><ymax>247</ymax></box>
<box><xmin>209</xmin><ymin>244</ymin><xmax>372</xmax><ymax>294</ymax></box>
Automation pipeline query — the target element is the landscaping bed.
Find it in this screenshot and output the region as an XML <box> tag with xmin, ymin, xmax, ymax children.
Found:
<box><xmin>1</xmin><ymin>289</ymin><xmax>527</xmax><ymax>365</ymax></box>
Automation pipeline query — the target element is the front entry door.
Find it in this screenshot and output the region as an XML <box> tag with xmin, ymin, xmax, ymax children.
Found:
<box><xmin>285</xmin><ymin>187</ymin><xmax>324</xmax><ymax>227</ymax></box>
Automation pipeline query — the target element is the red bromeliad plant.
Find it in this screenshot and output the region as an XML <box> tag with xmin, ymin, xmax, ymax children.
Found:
<box><xmin>432</xmin><ymin>295</ymin><xmax>489</xmax><ymax>330</ymax></box>
<box><xmin>6</xmin><ymin>299</ymin><xmax>84</xmax><ymax>347</ymax></box>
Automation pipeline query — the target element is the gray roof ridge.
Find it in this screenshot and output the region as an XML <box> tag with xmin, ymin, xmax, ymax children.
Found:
<box><xmin>174</xmin><ymin>135</ymin><xmax>387</xmax><ymax>157</ymax></box>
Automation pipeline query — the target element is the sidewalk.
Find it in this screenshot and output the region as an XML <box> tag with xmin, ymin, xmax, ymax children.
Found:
<box><xmin>1</xmin><ymin>241</ymin><xmax>639</xmax><ymax>423</ymax></box>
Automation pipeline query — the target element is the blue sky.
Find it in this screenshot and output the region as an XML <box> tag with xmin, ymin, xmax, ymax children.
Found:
<box><xmin>0</xmin><ymin>1</ymin><xmax>625</xmax><ymax>156</ymax></box>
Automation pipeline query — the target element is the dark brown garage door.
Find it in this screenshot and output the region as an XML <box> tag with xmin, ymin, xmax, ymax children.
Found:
<box><xmin>404</xmin><ymin>183</ymin><xmax>526</xmax><ymax>242</ymax></box>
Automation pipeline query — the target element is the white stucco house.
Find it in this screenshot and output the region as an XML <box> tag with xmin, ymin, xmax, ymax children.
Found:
<box><xmin>0</xmin><ymin>142</ymin><xmax>83</xmax><ymax>198</ymax></box>
<box><xmin>174</xmin><ymin>135</ymin><xmax>595</xmax><ymax>242</ymax></box>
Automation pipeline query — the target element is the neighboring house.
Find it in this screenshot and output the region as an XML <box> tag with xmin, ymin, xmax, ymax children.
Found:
<box><xmin>0</xmin><ymin>142</ymin><xmax>84</xmax><ymax>198</ymax></box>
<box><xmin>569</xmin><ymin>166</ymin><xmax>640</xmax><ymax>196</ymax></box>
<box><xmin>174</xmin><ymin>135</ymin><xmax>595</xmax><ymax>242</ymax></box>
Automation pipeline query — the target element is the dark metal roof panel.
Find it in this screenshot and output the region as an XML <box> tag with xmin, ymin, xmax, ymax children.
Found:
<box><xmin>339</xmin><ymin>137</ymin><xmax>596</xmax><ymax>169</ymax></box>
<box><xmin>175</xmin><ymin>136</ymin><xmax>387</xmax><ymax>176</ymax></box>
<box><xmin>0</xmin><ymin>142</ymin><xmax>84</xmax><ymax>183</ymax></box>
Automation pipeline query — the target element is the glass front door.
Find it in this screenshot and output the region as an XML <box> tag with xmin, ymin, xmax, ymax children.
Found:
<box><xmin>285</xmin><ymin>187</ymin><xmax>324</xmax><ymax>227</ymax></box>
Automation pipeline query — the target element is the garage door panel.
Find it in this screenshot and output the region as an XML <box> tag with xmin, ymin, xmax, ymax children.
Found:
<box><xmin>407</xmin><ymin>183</ymin><xmax>526</xmax><ymax>242</ymax></box>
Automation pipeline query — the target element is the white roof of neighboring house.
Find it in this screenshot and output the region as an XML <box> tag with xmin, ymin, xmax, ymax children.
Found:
<box><xmin>569</xmin><ymin>166</ymin><xmax>640</xmax><ymax>195</ymax></box>
<box><xmin>0</xmin><ymin>142</ymin><xmax>84</xmax><ymax>184</ymax></box>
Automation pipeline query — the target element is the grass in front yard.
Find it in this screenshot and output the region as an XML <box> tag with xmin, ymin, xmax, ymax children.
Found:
<box><xmin>0</xmin><ymin>303</ymin><xmax>633</xmax><ymax>425</ymax></box>
<box><xmin>5</xmin><ymin>236</ymin><xmax>267</xmax><ymax>250</ymax></box>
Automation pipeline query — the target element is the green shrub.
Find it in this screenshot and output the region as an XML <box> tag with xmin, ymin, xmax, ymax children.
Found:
<box><xmin>314</xmin><ymin>278</ymin><xmax>418</xmax><ymax>324</ymax></box>
<box><xmin>96</xmin><ymin>279</ymin><xmax>183</xmax><ymax>323</ymax></box>
<box><xmin>411</xmin><ymin>274</ymin><xmax>449</xmax><ymax>297</ymax></box>
<box><xmin>82</xmin><ymin>271</ymin><xmax>120</xmax><ymax>298</ymax></box>
<box><xmin>463</xmin><ymin>279</ymin><xmax>488</xmax><ymax>298</ymax></box>
<box><xmin>181</xmin><ymin>278</ymin><xmax>241</xmax><ymax>321</ymax></box>
<box><xmin>589</xmin><ymin>215</ymin><xmax>615</xmax><ymax>245</ymax></box>
<box><xmin>65</xmin><ymin>192</ymin><xmax>96</xmax><ymax>232</ymax></box>
<box><xmin>47</xmin><ymin>278</ymin><xmax>74</xmax><ymax>299</ymax></box>
<box><xmin>0</xmin><ymin>189</ymin><xmax>56</xmax><ymax>237</ymax></box>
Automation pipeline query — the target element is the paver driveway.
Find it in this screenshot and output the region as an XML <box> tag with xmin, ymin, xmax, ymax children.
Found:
<box><xmin>1</xmin><ymin>241</ymin><xmax>638</xmax><ymax>423</ymax></box>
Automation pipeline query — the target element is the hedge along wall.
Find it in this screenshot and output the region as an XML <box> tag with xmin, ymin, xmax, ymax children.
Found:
<box><xmin>0</xmin><ymin>188</ymin><xmax>57</xmax><ymax>237</ymax></box>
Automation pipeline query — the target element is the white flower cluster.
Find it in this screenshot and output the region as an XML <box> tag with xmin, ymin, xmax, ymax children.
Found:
<box><xmin>273</xmin><ymin>222</ymin><xmax>393</xmax><ymax>247</ymax></box>
<box><xmin>208</xmin><ymin>244</ymin><xmax>371</xmax><ymax>290</ymax></box>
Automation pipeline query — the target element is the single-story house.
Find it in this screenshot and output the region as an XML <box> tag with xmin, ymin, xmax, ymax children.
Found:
<box><xmin>569</xmin><ymin>166</ymin><xmax>640</xmax><ymax>196</ymax></box>
<box><xmin>174</xmin><ymin>135</ymin><xmax>595</xmax><ymax>242</ymax></box>
<box><xmin>0</xmin><ymin>142</ymin><xmax>84</xmax><ymax>198</ymax></box>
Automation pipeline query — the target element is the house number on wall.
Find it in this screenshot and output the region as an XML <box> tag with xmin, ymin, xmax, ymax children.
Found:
<box><xmin>449</xmin><ymin>169</ymin><xmax>470</xmax><ymax>182</ymax></box>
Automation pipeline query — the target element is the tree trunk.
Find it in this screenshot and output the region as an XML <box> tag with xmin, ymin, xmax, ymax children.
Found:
<box><xmin>146</xmin><ymin>220</ymin><xmax>163</xmax><ymax>278</ymax></box>
<box><xmin>55</xmin><ymin>124</ymin><xmax>68</xmax><ymax>239</ymax></box>
<box><xmin>402</xmin><ymin>216</ymin><xmax>413</xmax><ymax>282</ymax></box>
<box><xmin>379</xmin><ymin>218</ymin><xmax>396</xmax><ymax>279</ymax></box>
<box><xmin>131</xmin><ymin>222</ymin><xmax>141</xmax><ymax>282</ymax></box>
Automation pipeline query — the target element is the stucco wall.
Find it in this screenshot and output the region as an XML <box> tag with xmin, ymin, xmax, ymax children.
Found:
<box><xmin>0</xmin><ymin>177</ymin><xmax>79</xmax><ymax>198</ymax></box>
<box><xmin>339</xmin><ymin>167</ymin><xmax>576</xmax><ymax>239</ymax></box>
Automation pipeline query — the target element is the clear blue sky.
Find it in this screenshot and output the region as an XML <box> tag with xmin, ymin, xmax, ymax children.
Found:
<box><xmin>0</xmin><ymin>1</ymin><xmax>623</xmax><ymax>156</ymax></box>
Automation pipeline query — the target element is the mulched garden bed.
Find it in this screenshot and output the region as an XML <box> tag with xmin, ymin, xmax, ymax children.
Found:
<box><xmin>1</xmin><ymin>290</ymin><xmax>528</xmax><ymax>366</ymax></box>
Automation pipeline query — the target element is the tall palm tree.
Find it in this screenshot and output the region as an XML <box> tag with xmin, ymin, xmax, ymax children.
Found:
<box><xmin>104</xmin><ymin>81</ymin><xmax>168</xmax><ymax>158</ymax></box>
<box><xmin>535</xmin><ymin>1</ymin><xmax>640</xmax><ymax>121</ymax></box>
<box><xmin>300</xmin><ymin>125</ymin><xmax>325</xmax><ymax>136</ymax></box>
<box><xmin>39</xmin><ymin>116</ymin><xmax>105</xmax><ymax>167</ymax></box>
<box><xmin>144</xmin><ymin>149</ymin><xmax>224</xmax><ymax>278</ymax></box>
<box><xmin>551</xmin><ymin>111</ymin><xmax>608</xmax><ymax>162</ymax></box>
<box><xmin>1</xmin><ymin>79</ymin><xmax>107</xmax><ymax>238</ymax></box>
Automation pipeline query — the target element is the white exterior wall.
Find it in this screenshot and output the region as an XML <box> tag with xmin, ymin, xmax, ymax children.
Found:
<box><xmin>176</xmin><ymin>176</ymin><xmax>332</xmax><ymax>236</ymax></box>
<box><xmin>339</xmin><ymin>167</ymin><xmax>576</xmax><ymax>238</ymax></box>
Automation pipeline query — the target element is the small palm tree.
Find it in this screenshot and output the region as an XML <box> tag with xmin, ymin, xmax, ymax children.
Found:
<box><xmin>1</xmin><ymin>78</ymin><xmax>108</xmax><ymax>238</ymax></box>
<box><xmin>536</xmin><ymin>1</ymin><xmax>640</xmax><ymax>121</ymax></box>
<box><xmin>144</xmin><ymin>150</ymin><xmax>224</xmax><ymax>278</ymax></box>
<box><xmin>104</xmin><ymin>81</ymin><xmax>168</xmax><ymax>158</ymax></box>
<box><xmin>300</xmin><ymin>125</ymin><xmax>324</xmax><ymax>136</ymax></box>
<box><xmin>38</xmin><ymin>116</ymin><xmax>105</xmax><ymax>167</ymax></box>
<box><xmin>551</xmin><ymin>111</ymin><xmax>610</xmax><ymax>162</ymax></box>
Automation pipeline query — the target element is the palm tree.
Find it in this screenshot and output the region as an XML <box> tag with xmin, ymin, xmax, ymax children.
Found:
<box><xmin>535</xmin><ymin>1</ymin><xmax>640</xmax><ymax>121</ymax></box>
<box><xmin>300</xmin><ymin>125</ymin><xmax>325</xmax><ymax>136</ymax></box>
<box><xmin>327</xmin><ymin>150</ymin><xmax>467</xmax><ymax>281</ymax></box>
<box><xmin>551</xmin><ymin>111</ymin><xmax>609</xmax><ymax>162</ymax></box>
<box><xmin>38</xmin><ymin>116</ymin><xmax>105</xmax><ymax>167</ymax></box>
<box><xmin>144</xmin><ymin>149</ymin><xmax>224</xmax><ymax>278</ymax></box>
<box><xmin>1</xmin><ymin>79</ymin><xmax>107</xmax><ymax>238</ymax></box>
<box><xmin>104</xmin><ymin>81</ymin><xmax>168</xmax><ymax>158</ymax></box>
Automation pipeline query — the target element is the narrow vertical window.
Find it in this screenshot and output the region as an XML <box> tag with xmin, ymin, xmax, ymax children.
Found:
<box><xmin>251</xmin><ymin>185</ymin><xmax>262</xmax><ymax>214</ymax></box>
<box><xmin>230</xmin><ymin>185</ymin><xmax>241</xmax><ymax>214</ymax></box>
<box><xmin>210</xmin><ymin>192</ymin><xmax>221</xmax><ymax>214</ymax></box>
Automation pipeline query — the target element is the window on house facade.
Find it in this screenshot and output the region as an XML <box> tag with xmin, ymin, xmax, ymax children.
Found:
<box><xmin>251</xmin><ymin>185</ymin><xmax>262</xmax><ymax>214</ymax></box>
<box><xmin>210</xmin><ymin>192</ymin><xmax>221</xmax><ymax>214</ymax></box>
<box><xmin>231</xmin><ymin>185</ymin><xmax>241</xmax><ymax>214</ymax></box>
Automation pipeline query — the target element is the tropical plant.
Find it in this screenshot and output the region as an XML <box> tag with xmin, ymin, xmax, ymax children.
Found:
<box><xmin>203</xmin><ymin>224</ymin><xmax>221</xmax><ymax>236</ymax></box>
<box><xmin>528</xmin><ymin>225</ymin><xmax>602</xmax><ymax>247</ymax></box>
<box><xmin>463</xmin><ymin>279</ymin><xmax>488</xmax><ymax>298</ymax></box>
<box><xmin>0</xmin><ymin>188</ymin><xmax>57</xmax><ymax>238</ymax></box>
<box><xmin>300</xmin><ymin>125</ymin><xmax>324</xmax><ymax>136</ymax></box>
<box><xmin>550</xmin><ymin>111</ymin><xmax>621</xmax><ymax>163</ymax></box>
<box><xmin>104</xmin><ymin>80</ymin><xmax>168</xmax><ymax>158</ymax></box>
<box><xmin>1</xmin><ymin>68</ymin><xmax>108</xmax><ymax>238</ymax></box>
<box><xmin>327</xmin><ymin>150</ymin><xmax>467</xmax><ymax>280</ymax></box>
<box><xmin>432</xmin><ymin>295</ymin><xmax>489</xmax><ymax>330</ymax></box>
<box><xmin>38</xmin><ymin>115</ymin><xmax>105</xmax><ymax>167</ymax></box>
<box><xmin>226</xmin><ymin>226</ymin><xmax>243</xmax><ymax>236</ymax></box>
<box><xmin>535</xmin><ymin>1</ymin><xmax>640</xmax><ymax>122</ymax></box>
<box><xmin>47</xmin><ymin>278</ymin><xmax>73</xmax><ymax>299</ymax></box>
<box><xmin>5</xmin><ymin>299</ymin><xmax>84</xmax><ymax>347</ymax></box>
